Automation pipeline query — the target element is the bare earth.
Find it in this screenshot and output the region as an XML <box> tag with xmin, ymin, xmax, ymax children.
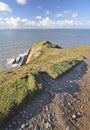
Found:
<box><xmin>4</xmin><ymin>56</ymin><xmax>90</xmax><ymax>130</ymax></box>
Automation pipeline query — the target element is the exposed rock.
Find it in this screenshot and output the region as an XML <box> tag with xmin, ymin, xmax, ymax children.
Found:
<box><xmin>12</xmin><ymin>58</ymin><xmax>17</xmax><ymax>64</ymax></box>
<box><xmin>16</xmin><ymin>56</ymin><xmax>22</xmax><ymax>64</ymax></box>
<box><xmin>12</xmin><ymin>56</ymin><xmax>23</xmax><ymax>65</ymax></box>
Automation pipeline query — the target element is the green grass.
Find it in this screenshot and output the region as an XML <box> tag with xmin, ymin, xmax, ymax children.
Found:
<box><xmin>0</xmin><ymin>72</ymin><xmax>43</xmax><ymax>125</ymax></box>
<box><xmin>47</xmin><ymin>59</ymin><xmax>82</xmax><ymax>78</ymax></box>
<box><xmin>0</xmin><ymin>40</ymin><xmax>89</xmax><ymax>125</ymax></box>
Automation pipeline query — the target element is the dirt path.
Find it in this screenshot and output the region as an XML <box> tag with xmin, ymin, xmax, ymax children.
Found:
<box><xmin>4</xmin><ymin>57</ymin><xmax>90</xmax><ymax>130</ymax></box>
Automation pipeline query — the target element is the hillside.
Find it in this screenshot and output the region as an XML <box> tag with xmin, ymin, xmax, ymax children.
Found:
<box><xmin>0</xmin><ymin>41</ymin><xmax>90</xmax><ymax>129</ymax></box>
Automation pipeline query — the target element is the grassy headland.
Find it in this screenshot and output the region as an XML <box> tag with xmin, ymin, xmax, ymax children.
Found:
<box><xmin>0</xmin><ymin>40</ymin><xmax>90</xmax><ymax>125</ymax></box>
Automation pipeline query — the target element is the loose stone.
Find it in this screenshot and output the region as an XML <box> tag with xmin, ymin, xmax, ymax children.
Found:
<box><xmin>34</xmin><ymin>124</ymin><xmax>40</xmax><ymax>130</ymax></box>
<box><xmin>72</xmin><ymin>114</ymin><xmax>76</xmax><ymax>120</ymax></box>
<box><xmin>45</xmin><ymin>122</ymin><xmax>51</xmax><ymax>129</ymax></box>
<box><xmin>21</xmin><ymin>123</ymin><xmax>26</xmax><ymax>129</ymax></box>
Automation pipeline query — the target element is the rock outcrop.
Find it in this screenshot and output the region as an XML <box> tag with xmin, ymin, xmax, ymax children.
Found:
<box><xmin>21</xmin><ymin>40</ymin><xmax>62</xmax><ymax>65</ymax></box>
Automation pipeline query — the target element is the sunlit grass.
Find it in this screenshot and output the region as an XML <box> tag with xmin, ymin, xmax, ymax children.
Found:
<box><xmin>0</xmin><ymin>41</ymin><xmax>89</xmax><ymax>125</ymax></box>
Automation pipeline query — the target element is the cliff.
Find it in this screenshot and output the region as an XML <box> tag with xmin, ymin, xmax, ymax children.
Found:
<box><xmin>0</xmin><ymin>41</ymin><xmax>90</xmax><ymax>128</ymax></box>
<box><xmin>21</xmin><ymin>40</ymin><xmax>62</xmax><ymax>65</ymax></box>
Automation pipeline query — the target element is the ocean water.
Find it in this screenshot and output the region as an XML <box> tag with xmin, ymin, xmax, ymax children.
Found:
<box><xmin>0</xmin><ymin>29</ymin><xmax>90</xmax><ymax>71</ymax></box>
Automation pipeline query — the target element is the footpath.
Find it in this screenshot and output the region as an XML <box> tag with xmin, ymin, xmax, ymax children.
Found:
<box><xmin>4</xmin><ymin>57</ymin><xmax>90</xmax><ymax>130</ymax></box>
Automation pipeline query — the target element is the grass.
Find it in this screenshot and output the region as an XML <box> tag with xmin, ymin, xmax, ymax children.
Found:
<box><xmin>0</xmin><ymin>72</ymin><xmax>43</xmax><ymax>125</ymax></box>
<box><xmin>0</xmin><ymin>40</ymin><xmax>89</xmax><ymax>125</ymax></box>
<box><xmin>47</xmin><ymin>59</ymin><xmax>82</xmax><ymax>78</ymax></box>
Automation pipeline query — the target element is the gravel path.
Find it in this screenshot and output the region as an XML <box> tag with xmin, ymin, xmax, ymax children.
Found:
<box><xmin>4</xmin><ymin>57</ymin><xmax>90</xmax><ymax>130</ymax></box>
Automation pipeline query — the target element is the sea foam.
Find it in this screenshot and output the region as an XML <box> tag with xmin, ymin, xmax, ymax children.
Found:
<box><xmin>7</xmin><ymin>53</ymin><xmax>27</xmax><ymax>68</ymax></box>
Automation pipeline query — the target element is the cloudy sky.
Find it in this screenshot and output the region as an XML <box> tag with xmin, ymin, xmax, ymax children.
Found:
<box><xmin>0</xmin><ymin>0</ymin><xmax>90</xmax><ymax>29</ymax></box>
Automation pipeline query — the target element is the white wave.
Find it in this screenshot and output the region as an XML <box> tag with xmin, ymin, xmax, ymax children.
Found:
<box><xmin>6</xmin><ymin>53</ymin><xmax>27</xmax><ymax>68</ymax></box>
<box><xmin>7</xmin><ymin>58</ymin><xmax>15</xmax><ymax>65</ymax></box>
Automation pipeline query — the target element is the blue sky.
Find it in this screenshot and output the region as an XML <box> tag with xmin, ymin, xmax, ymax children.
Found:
<box><xmin>0</xmin><ymin>0</ymin><xmax>90</xmax><ymax>29</ymax></box>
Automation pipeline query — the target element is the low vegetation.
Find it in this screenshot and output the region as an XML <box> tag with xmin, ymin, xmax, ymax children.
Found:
<box><xmin>0</xmin><ymin>40</ymin><xmax>90</xmax><ymax>125</ymax></box>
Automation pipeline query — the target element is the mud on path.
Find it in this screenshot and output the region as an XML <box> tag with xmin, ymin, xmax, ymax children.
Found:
<box><xmin>4</xmin><ymin>57</ymin><xmax>90</xmax><ymax>130</ymax></box>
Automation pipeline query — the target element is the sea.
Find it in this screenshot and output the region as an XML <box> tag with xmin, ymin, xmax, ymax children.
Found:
<box><xmin>0</xmin><ymin>29</ymin><xmax>90</xmax><ymax>71</ymax></box>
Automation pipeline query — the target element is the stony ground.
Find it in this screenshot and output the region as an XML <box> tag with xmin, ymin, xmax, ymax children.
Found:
<box><xmin>3</xmin><ymin>56</ymin><xmax>90</xmax><ymax>130</ymax></box>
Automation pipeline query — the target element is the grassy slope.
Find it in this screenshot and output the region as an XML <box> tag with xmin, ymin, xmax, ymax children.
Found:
<box><xmin>0</xmin><ymin>41</ymin><xmax>90</xmax><ymax>125</ymax></box>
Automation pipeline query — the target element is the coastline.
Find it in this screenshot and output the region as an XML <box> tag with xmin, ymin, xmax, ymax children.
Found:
<box><xmin>0</xmin><ymin>41</ymin><xmax>90</xmax><ymax>129</ymax></box>
<box><xmin>2</xmin><ymin>50</ymin><xmax>90</xmax><ymax>130</ymax></box>
<box><xmin>0</xmin><ymin>29</ymin><xmax>90</xmax><ymax>71</ymax></box>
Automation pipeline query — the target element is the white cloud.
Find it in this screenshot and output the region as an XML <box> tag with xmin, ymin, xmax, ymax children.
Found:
<box><xmin>55</xmin><ymin>10</ymin><xmax>72</xmax><ymax>18</ymax></box>
<box><xmin>88</xmin><ymin>21</ymin><xmax>90</xmax><ymax>24</ymax></box>
<box><xmin>16</xmin><ymin>0</ymin><xmax>27</xmax><ymax>5</ymax></box>
<box><xmin>55</xmin><ymin>13</ymin><xmax>63</xmax><ymax>18</ymax></box>
<box><xmin>63</xmin><ymin>10</ymin><xmax>72</xmax><ymax>14</ymax></box>
<box><xmin>35</xmin><ymin>16</ymin><xmax>42</xmax><ymax>20</ymax></box>
<box><xmin>72</xmin><ymin>13</ymin><xmax>78</xmax><ymax>18</ymax></box>
<box><xmin>0</xmin><ymin>17</ymin><xmax>37</xmax><ymax>29</ymax></box>
<box><xmin>38</xmin><ymin>17</ymin><xmax>82</xmax><ymax>28</ymax></box>
<box><xmin>0</xmin><ymin>17</ymin><xmax>84</xmax><ymax>29</ymax></box>
<box><xmin>51</xmin><ymin>19</ymin><xmax>81</xmax><ymax>28</ymax></box>
<box><xmin>38</xmin><ymin>17</ymin><xmax>55</xmax><ymax>27</ymax></box>
<box><xmin>0</xmin><ymin>2</ymin><xmax>12</xmax><ymax>12</ymax></box>
<box><xmin>45</xmin><ymin>10</ymin><xmax>52</xmax><ymax>15</ymax></box>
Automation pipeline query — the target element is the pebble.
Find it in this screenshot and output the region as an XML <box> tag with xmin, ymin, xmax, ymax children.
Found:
<box><xmin>30</xmin><ymin>113</ymin><xmax>33</xmax><ymax>116</ymax></box>
<box><xmin>34</xmin><ymin>124</ymin><xmax>40</xmax><ymax>130</ymax></box>
<box><xmin>47</xmin><ymin>114</ymin><xmax>50</xmax><ymax>118</ymax></box>
<box><xmin>26</xmin><ymin>122</ymin><xmax>29</xmax><ymax>127</ymax></box>
<box><xmin>66</xmin><ymin>125</ymin><xmax>71</xmax><ymax>130</ymax></box>
<box><xmin>8</xmin><ymin>124</ymin><xmax>12</xmax><ymax>128</ymax></box>
<box><xmin>29</xmin><ymin>124</ymin><xmax>34</xmax><ymax>128</ymax></box>
<box><xmin>23</xmin><ymin>111</ymin><xmax>26</xmax><ymax>114</ymax></box>
<box><xmin>12</xmin><ymin>121</ymin><xmax>17</xmax><ymax>125</ymax></box>
<box><xmin>40</xmin><ymin>100</ymin><xmax>43</xmax><ymax>103</ymax></box>
<box><xmin>48</xmin><ymin>117</ymin><xmax>51</xmax><ymax>122</ymax></box>
<box><xmin>68</xmin><ymin>103</ymin><xmax>70</xmax><ymax>105</ymax></box>
<box><xmin>45</xmin><ymin>122</ymin><xmax>51</xmax><ymax>129</ymax></box>
<box><xmin>72</xmin><ymin>114</ymin><xmax>76</xmax><ymax>120</ymax></box>
<box><xmin>62</xmin><ymin>112</ymin><xmax>65</xmax><ymax>116</ymax></box>
<box><xmin>59</xmin><ymin>88</ymin><xmax>61</xmax><ymax>90</ymax></box>
<box><xmin>70</xmin><ymin>85</ymin><xmax>72</xmax><ymax>88</ymax></box>
<box><xmin>21</xmin><ymin>123</ymin><xmax>26</xmax><ymax>129</ymax></box>
<box><xmin>81</xmin><ymin>105</ymin><xmax>84</xmax><ymax>108</ymax></box>
<box><xmin>18</xmin><ymin>121</ymin><xmax>21</xmax><ymax>125</ymax></box>
<box><xmin>70</xmin><ymin>81</ymin><xmax>73</xmax><ymax>83</ymax></box>
<box><xmin>20</xmin><ymin>111</ymin><xmax>23</xmax><ymax>114</ymax></box>
<box><xmin>45</xmin><ymin>106</ymin><xmax>49</xmax><ymax>111</ymax></box>
<box><xmin>50</xmin><ymin>92</ymin><xmax>54</xmax><ymax>96</ymax></box>
<box><xmin>19</xmin><ymin>128</ymin><xmax>22</xmax><ymax>130</ymax></box>
<box><xmin>83</xmin><ymin>100</ymin><xmax>86</xmax><ymax>103</ymax></box>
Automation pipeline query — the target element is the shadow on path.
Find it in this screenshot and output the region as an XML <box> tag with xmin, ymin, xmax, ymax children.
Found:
<box><xmin>4</xmin><ymin>60</ymin><xmax>88</xmax><ymax>130</ymax></box>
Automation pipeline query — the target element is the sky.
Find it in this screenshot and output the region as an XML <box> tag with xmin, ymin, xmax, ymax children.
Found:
<box><xmin>0</xmin><ymin>0</ymin><xmax>90</xmax><ymax>29</ymax></box>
